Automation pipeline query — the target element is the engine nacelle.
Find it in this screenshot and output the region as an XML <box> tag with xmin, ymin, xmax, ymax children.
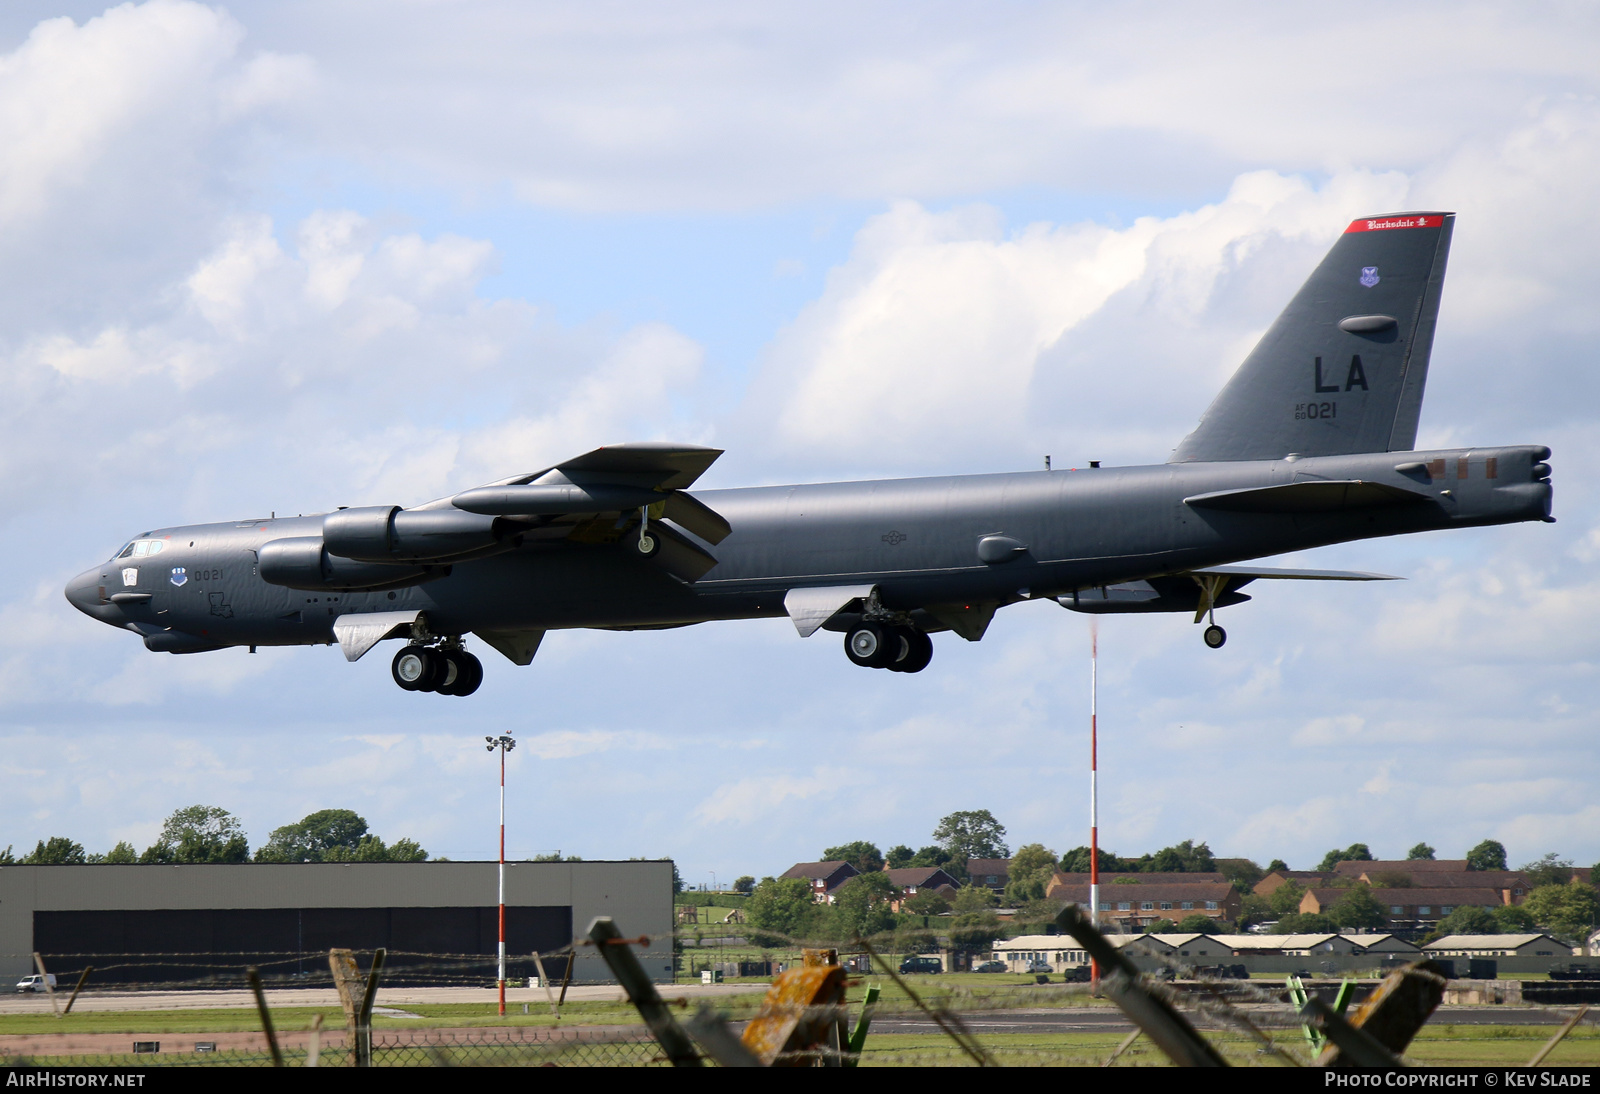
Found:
<box><xmin>323</xmin><ymin>506</ymin><xmax>505</xmax><ymax>562</ymax></box>
<box><xmin>258</xmin><ymin>536</ymin><xmax>446</xmax><ymax>592</ymax></box>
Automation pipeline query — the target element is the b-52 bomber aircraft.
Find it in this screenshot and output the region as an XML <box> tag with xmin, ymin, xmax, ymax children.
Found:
<box><xmin>66</xmin><ymin>212</ymin><xmax>1553</xmax><ymax>696</ymax></box>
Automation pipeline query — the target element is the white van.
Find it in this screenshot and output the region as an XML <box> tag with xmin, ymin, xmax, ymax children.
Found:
<box><xmin>14</xmin><ymin>973</ymin><xmax>57</xmax><ymax>993</ymax></box>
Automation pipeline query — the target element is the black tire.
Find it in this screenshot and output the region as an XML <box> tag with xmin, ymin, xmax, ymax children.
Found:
<box><xmin>454</xmin><ymin>653</ymin><xmax>484</xmax><ymax>697</ymax></box>
<box><xmin>1203</xmin><ymin>624</ymin><xmax>1227</xmax><ymax>649</ymax></box>
<box><xmin>895</xmin><ymin>629</ymin><xmax>934</xmax><ymax>673</ymax></box>
<box><xmin>435</xmin><ymin>650</ymin><xmax>468</xmax><ymax>695</ymax></box>
<box><xmin>392</xmin><ymin>645</ymin><xmax>436</xmax><ymax>691</ymax></box>
<box><xmin>844</xmin><ymin>622</ymin><xmax>895</xmax><ymax>668</ymax></box>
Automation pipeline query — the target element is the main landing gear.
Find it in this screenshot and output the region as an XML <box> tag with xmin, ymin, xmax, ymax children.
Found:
<box><xmin>392</xmin><ymin>642</ymin><xmax>484</xmax><ymax>696</ymax></box>
<box><xmin>844</xmin><ymin>622</ymin><xmax>934</xmax><ymax>673</ymax></box>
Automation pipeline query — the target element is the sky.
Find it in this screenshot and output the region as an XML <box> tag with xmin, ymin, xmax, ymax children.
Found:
<box><xmin>1</xmin><ymin>1</ymin><xmax>1598</xmax><ymax>885</ymax></box>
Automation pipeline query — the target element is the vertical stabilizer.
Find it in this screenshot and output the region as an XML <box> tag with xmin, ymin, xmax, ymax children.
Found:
<box><xmin>1171</xmin><ymin>213</ymin><xmax>1453</xmax><ymax>463</ymax></box>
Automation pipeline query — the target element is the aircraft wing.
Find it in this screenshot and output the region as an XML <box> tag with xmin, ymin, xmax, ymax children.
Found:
<box><xmin>439</xmin><ymin>442</ymin><xmax>731</xmax><ymax>582</ymax></box>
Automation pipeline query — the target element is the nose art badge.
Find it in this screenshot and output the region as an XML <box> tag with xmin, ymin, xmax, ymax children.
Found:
<box><xmin>121</xmin><ymin>568</ymin><xmax>138</xmax><ymax>587</ymax></box>
<box><xmin>170</xmin><ymin>567</ymin><xmax>188</xmax><ymax>587</ymax></box>
<box><xmin>1359</xmin><ymin>266</ymin><xmax>1380</xmax><ymax>287</ymax></box>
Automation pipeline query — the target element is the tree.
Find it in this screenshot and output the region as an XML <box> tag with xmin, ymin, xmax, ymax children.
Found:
<box><xmin>1238</xmin><ymin>893</ymin><xmax>1274</xmax><ymax>928</ymax></box>
<box><xmin>1466</xmin><ymin>839</ymin><xmax>1507</xmax><ymax>872</ymax></box>
<box><xmin>0</xmin><ymin>846</ymin><xmax>13</xmax><ymax>864</ymax></box>
<box><xmin>951</xmin><ymin>884</ymin><xmax>998</xmax><ymax>913</ymax></box>
<box><xmin>256</xmin><ymin>809</ymin><xmax>369</xmax><ymax>863</ymax></box>
<box><xmin>23</xmin><ymin>838</ymin><xmax>85</xmax><ymax>865</ymax></box>
<box><xmin>1217</xmin><ymin>858</ymin><xmax>1264</xmax><ymax>893</ymax></box>
<box><xmin>1522</xmin><ymin>882</ymin><xmax>1600</xmax><ymax>942</ymax></box>
<box><xmin>90</xmin><ymin>841</ymin><xmax>138</xmax><ymax>864</ymax></box>
<box><xmin>386</xmin><ymin>837</ymin><xmax>428</xmax><ymax>863</ymax></box>
<box><xmin>1176</xmin><ymin>914</ymin><xmax>1219</xmax><ymax>933</ymax></box>
<box><xmin>1520</xmin><ymin>853</ymin><xmax>1575</xmax><ymax>889</ymax></box>
<box><xmin>1327</xmin><ymin>887</ymin><xmax>1386</xmax><ymax>930</ymax></box>
<box><xmin>733</xmin><ymin>876</ymin><xmax>756</xmax><ymax>895</ymax></box>
<box><xmin>902</xmin><ymin>890</ymin><xmax>951</xmax><ymax>915</ymax></box>
<box><xmin>1492</xmin><ymin>904</ymin><xmax>1537</xmax><ymax>932</ymax></box>
<box><xmin>948</xmin><ymin>911</ymin><xmax>1002</xmax><ymax>955</ymax></box>
<box><xmin>1139</xmin><ymin>840</ymin><xmax>1216</xmax><ymax>873</ymax></box>
<box><xmin>1407</xmin><ymin>842</ymin><xmax>1437</xmax><ymax>861</ymax></box>
<box><xmin>142</xmin><ymin>806</ymin><xmax>249</xmax><ymax>864</ymax></box>
<box><xmin>1145</xmin><ymin>918</ymin><xmax>1178</xmax><ymax>933</ymax></box>
<box><xmin>1010</xmin><ymin>843</ymin><xmax>1057</xmax><ymax>878</ymax></box>
<box><xmin>1316</xmin><ymin>844</ymin><xmax>1373</xmax><ymax>872</ymax></box>
<box><xmin>744</xmin><ymin>877</ymin><xmax>817</xmax><ymax>944</ymax></box>
<box><xmin>885</xmin><ymin>845</ymin><xmax>916</xmax><ymax>869</ymax></box>
<box><xmin>1266</xmin><ymin>859</ymin><xmax>1289</xmax><ymax>873</ymax></box>
<box><xmin>1004</xmin><ymin>843</ymin><xmax>1058</xmax><ymax>905</ymax></box>
<box><xmin>821</xmin><ymin>841</ymin><xmax>884</xmax><ymax>873</ymax></box>
<box><xmin>1270</xmin><ymin>912</ymin><xmax>1336</xmax><ymax>934</ymax></box>
<box><xmin>1429</xmin><ymin>905</ymin><xmax>1498</xmax><ymax>939</ymax></box>
<box><xmin>830</xmin><ymin>873</ymin><xmax>896</xmax><ymax>940</ymax></box>
<box><xmin>932</xmin><ymin>810</ymin><xmax>1009</xmax><ymax>873</ymax></box>
<box><xmin>908</xmin><ymin>845</ymin><xmax>954</xmax><ymax>870</ymax></box>
<box><xmin>1060</xmin><ymin>846</ymin><xmax>1132</xmax><ymax>873</ymax></box>
<box><xmin>1268</xmin><ymin>881</ymin><xmax>1308</xmax><ymax>917</ymax></box>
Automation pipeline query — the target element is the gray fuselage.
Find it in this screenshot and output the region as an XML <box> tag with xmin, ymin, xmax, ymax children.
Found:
<box><xmin>65</xmin><ymin>443</ymin><xmax>1553</xmax><ymax>652</ymax></box>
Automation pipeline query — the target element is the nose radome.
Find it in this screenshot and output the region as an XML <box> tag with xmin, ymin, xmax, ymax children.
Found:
<box><xmin>64</xmin><ymin>567</ymin><xmax>107</xmax><ymax>619</ymax></box>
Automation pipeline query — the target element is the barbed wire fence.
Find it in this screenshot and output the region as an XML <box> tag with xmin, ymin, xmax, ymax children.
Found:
<box><xmin>4</xmin><ymin>911</ymin><xmax>1596</xmax><ymax>1067</ymax></box>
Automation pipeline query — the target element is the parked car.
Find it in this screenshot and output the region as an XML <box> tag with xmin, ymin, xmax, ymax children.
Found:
<box><xmin>15</xmin><ymin>974</ymin><xmax>56</xmax><ymax>993</ymax></box>
<box><xmin>973</xmin><ymin>961</ymin><xmax>1006</xmax><ymax>973</ymax></box>
<box><xmin>1024</xmin><ymin>959</ymin><xmax>1053</xmax><ymax>974</ymax></box>
<box><xmin>899</xmin><ymin>956</ymin><xmax>943</xmax><ymax>974</ymax></box>
<box><xmin>1062</xmin><ymin>965</ymin><xmax>1093</xmax><ymax>983</ymax></box>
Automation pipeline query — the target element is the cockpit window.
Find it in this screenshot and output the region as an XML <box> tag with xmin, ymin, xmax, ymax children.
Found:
<box><xmin>119</xmin><ymin>539</ymin><xmax>165</xmax><ymax>559</ymax></box>
<box><xmin>116</xmin><ymin>542</ymin><xmax>135</xmax><ymax>559</ymax></box>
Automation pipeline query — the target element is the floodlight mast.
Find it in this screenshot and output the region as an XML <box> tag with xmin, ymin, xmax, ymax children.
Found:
<box><xmin>1089</xmin><ymin>620</ymin><xmax>1100</xmax><ymax>989</ymax></box>
<box><xmin>486</xmin><ymin>734</ymin><xmax>517</xmax><ymax>1015</ymax></box>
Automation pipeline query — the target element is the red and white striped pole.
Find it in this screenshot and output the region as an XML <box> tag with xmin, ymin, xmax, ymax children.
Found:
<box><xmin>1089</xmin><ymin>619</ymin><xmax>1100</xmax><ymax>989</ymax></box>
<box><xmin>486</xmin><ymin>734</ymin><xmax>517</xmax><ymax>1016</ymax></box>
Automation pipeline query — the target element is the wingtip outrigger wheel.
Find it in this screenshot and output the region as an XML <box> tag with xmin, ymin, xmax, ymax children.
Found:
<box><xmin>1192</xmin><ymin>571</ymin><xmax>1231</xmax><ymax>649</ymax></box>
<box><xmin>635</xmin><ymin>505</ymin><xmax>659</xmax><ymax>556</ymax></box>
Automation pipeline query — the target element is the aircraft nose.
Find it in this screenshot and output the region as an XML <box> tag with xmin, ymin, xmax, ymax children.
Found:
<box><xmin>64</xmin><ymin>567</ymin><xmax>110</xmax><ymax>620</ymax></box>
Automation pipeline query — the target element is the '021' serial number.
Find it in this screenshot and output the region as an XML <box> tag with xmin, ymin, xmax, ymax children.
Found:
<box><xmin>1295</xmin><ymin>401</ymin><xmax>1337</xmax><ymax>420</ymax></box>
<box><xmin>191</xmin><ymin>568</ymin><xmax>224</xmax><ymax>582</ymax></box>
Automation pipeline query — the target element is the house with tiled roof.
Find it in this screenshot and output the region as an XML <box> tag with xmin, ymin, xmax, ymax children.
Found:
<box><xmin>1299</xmin><ymin>887</ymin><xmax>1506</xmax><ymax>932</ymax></box>
<box><xmin>780</xmin><ymin>861</ymin><xmax>859</xmax><ymax>904</ymax></box>
<box><xmin>1047</xmin><ymin>880</ymin><xmax>1239</xmax><ymax>931</ymax></box>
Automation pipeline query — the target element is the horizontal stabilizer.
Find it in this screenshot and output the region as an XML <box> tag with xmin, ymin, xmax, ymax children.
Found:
<box><xmin>1184</xmin><ymin>480</ymin><xmax>1433</xmax><ymax>513</ymax></box>
<box><xmin>1193</xmin><ymin>564</ymin><xmax>1400</xmax><ymax>581</ymax></box>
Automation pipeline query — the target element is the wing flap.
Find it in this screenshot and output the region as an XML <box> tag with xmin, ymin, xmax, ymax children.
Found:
<box><xmin>784</xmin><ymin>584</ymin><xmax>876</xmax><ymax>638</ymax></box>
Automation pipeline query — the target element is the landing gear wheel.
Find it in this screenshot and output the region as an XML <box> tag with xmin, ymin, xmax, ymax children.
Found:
<box><xmin>452</xmin><ymin>652</ymin><xmax>483</xmax><ymax>697</ymax></box>
<box><xmin>1203</xmin><ymin>624</ymin><xmax>1227</xmax><ymax>649</ymax></box>
<box><xmin>636</xmin><ymin>532</ymin><xmax>659</xmax><ymax>557</ymax></box>
<box><xmin>392</xmin><ymin>645</ymin><xmax>438</xmax><ymax>691</ymax></box>
<box><xmin>892</xmin><ymin>629</ymin><xmax>934</xmax><ymax>673</ymax></box>
<box><xmin>435</xmin><ymin>650</ymin><xmax>468</xmax><ymax>695</ymax></box>
<box><xmin>844</xmin><ymin>622</ymin><xmax>896</xmax><ymax>668</ymax></box>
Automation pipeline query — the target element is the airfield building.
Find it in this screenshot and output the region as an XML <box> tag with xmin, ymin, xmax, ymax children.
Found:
<box><xmin>0</xmin><ymin>860</ymin><xmax>674</xmax><ymax>987</ymax></box>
